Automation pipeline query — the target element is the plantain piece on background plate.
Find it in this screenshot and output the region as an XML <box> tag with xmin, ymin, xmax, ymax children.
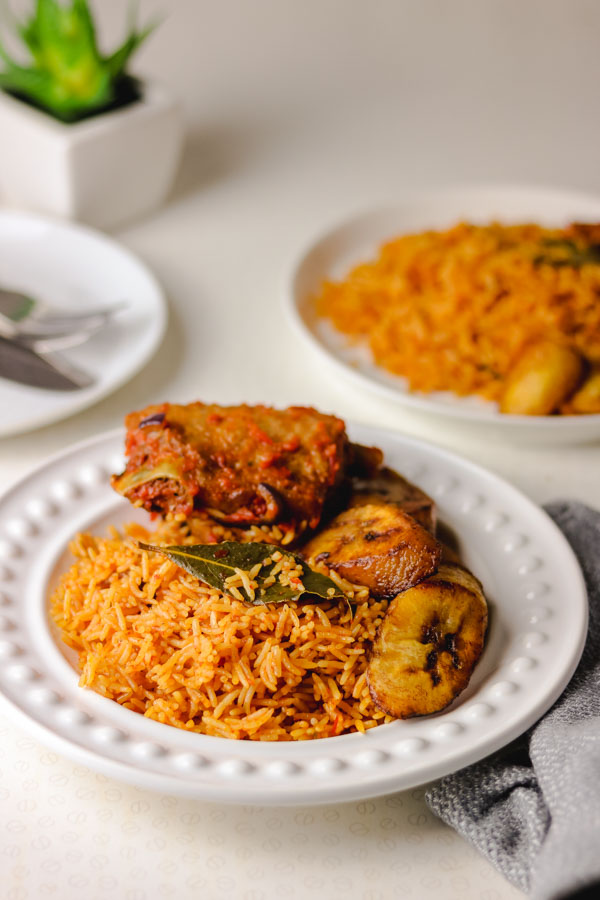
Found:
<box><xmin>348</xmin><ymin>466</ymin><xmax>436</xmax><ymax>533</ymax></box>
<box><xmin>112</xmin><ymin>402</ymin><xmax>351</xmax><ymax>528</ymax></box>
<box><xmin>499</xmin><ymin>340</ymin><xmax>584</xmax><ymax>415</ymax></box>
<box><xmin>565</xmin><ymin>367</ymin><xmax>600</xmax><ymax>414</ymax></box>
<box><xmin>301</xmin><ymin>501</ymin><xmax>441</xmax><ymax>598</ymax></box>
<box><xmin>367</xmin><ymin>563</ymin><xmax>488</xmax><ymax>718</ymax></box>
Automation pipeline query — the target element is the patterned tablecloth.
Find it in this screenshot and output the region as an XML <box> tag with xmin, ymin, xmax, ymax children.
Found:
<box><xmin>1</xmin><ymin>718</ymin><xmax>524</xmax><ymax>900</ymax></box>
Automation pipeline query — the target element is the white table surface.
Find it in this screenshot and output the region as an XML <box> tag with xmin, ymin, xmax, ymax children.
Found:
<box><xmin>1</xmin><ymin>1</ymin><xmax>598</xmax><ymax>897</ymax></box>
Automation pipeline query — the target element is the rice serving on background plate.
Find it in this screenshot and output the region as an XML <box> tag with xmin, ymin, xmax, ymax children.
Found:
<box><xmin>50</xmin><ymin>515</ymin><xmax>392</xmax><ymax>741</ymax></box>
<box><xmin>316</xmin><ymin>221</ymin><xmax>600</xmax><ymax>410</ymax></box>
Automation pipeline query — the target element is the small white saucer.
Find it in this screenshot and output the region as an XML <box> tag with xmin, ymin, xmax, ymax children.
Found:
<box><xmin>0</xmin><ymin>210</ymin><xmax>167</xmax><ymax>436</ymax></box>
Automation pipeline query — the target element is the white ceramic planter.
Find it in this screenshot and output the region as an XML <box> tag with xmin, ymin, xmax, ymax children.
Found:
<box><xmin>0</xmin><ymin>81</ymin><xmax>183</xmax><ymax>230</ymax></box>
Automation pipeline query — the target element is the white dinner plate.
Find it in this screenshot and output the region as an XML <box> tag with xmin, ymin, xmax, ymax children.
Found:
<box><xmin>0</xmin><ymin>211</ymin><xmax>167</xmax><ymax>436</ymax></box>
<box><xmin>287</xmin><ymin>184</ymin><xmax>600</xmax><ymax>443</ymax></box>
<box><xmin>0</xmin><ymin>425</ymin><xmax>587</xmax><ymax>805</ymax></box>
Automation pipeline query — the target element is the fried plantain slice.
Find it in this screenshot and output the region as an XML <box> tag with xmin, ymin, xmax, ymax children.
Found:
<box><xmin>347</xmin><ymin>443</ymin><xmax>384</xmax><ymax>477</ymax></box>
<box><xmin>367</xmin><ymin>563</ymin><xmax>488</xmax><ymax>718</ymax></box>
<box><xmin>566</xmin><ymin>367</ymin><xmax>600</xmax><ymax>414</ymax></box>
<box><xmin>500</xmin><ymin>340</ymin><xmax>584</xmax><ymax>415</ymax></box>
<box><xmin>301</xmin><ymin>502</ymin><xmax>441</xmax><ymax>598</ymax></box>
<box><xmin>349</xmin><ymin>466</ymin><xmax>436</xmax><ymax>533</ymax></box>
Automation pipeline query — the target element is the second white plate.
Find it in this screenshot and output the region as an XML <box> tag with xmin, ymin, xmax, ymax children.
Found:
<box><xmin>0</xmin><ymin>425</ymin><xmax>587</xmax><ymax>804</ymax></box>
<box><xmin>0</xmin><ymin>210</ymin><xmax>167</xmax><ymax>436</ymax></box>
<box><xmin>287</xmin><ymin>184</ymin><xmax>600</xmax><ymax>443</ymax></box>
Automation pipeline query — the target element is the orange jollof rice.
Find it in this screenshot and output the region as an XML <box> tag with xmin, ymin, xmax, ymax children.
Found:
<box><xmin>50</xmin><ymin>516</ymin><xmax>392</xmax><ymax>741</ymax></box>
<box><xmin>315</xmin><ymin>222</ymin><xmax>600</xmax><ymax>406</ymax></box>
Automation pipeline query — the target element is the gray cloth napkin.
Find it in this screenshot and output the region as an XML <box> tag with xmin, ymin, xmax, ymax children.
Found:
<box><xmin>426</xmin><ymin>501</ymin><xmax>600</xmax><ymax>900</ymax></box>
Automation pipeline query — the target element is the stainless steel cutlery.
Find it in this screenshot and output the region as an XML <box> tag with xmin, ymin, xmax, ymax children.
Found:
<box><xmin>0</xmin><ymin>286</ymin><xmax>126</xmax><ymax>389</ymax></box>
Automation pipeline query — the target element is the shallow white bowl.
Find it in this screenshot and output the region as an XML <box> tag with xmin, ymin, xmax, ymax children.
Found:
<box><xmin>0</xmin><ymin>426</ymin><xmax>587</xmax><ymax>804</ymax></box>
<box><xmin>287</xmin><ymin>185</ymin><xmax>600</xmax><ymax>443</ymax></box>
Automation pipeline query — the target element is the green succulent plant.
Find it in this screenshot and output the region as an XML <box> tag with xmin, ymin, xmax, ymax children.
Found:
<box><xmin>0</xmin><ymin>0</ymin><xmax>155</xmax><ymax>123</ymax></box>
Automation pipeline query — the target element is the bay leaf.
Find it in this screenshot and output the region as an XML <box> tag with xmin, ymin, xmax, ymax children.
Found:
<box><xmin>138</xmin><ymin>541</ymin><xmax>345</xmax><ymax>606</ymax></box>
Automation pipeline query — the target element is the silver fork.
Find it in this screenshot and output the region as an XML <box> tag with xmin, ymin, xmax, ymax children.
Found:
<box><xmin>0</xmin><ymin>287</ymin><xmax>126</xmax><ymax>344</ymax></box>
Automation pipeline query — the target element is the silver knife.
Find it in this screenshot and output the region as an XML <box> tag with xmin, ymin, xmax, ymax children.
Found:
<box><xmin>0</xmin><ymin>336</ymin><xmax>94</xmax><ymax>391</ymax></box>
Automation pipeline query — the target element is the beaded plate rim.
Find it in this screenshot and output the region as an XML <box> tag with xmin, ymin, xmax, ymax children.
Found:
<box><xmin>0</xmin><ymin>426</ymin><xmax>587</xmax><ymax>804</ymax></box>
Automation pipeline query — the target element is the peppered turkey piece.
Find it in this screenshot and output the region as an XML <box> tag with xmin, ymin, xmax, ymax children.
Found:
<box><xmin>111</xmin><ymin>402</ymin><xmax>352</xmax><ymax>527</ymax></box>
